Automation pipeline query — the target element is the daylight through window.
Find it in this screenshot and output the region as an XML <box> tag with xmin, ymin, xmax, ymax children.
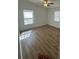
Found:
<box><xmin>54</xmin><ymin>11</ymin><xmax>60</xmax><ymax>22</ymax></box>
<box><xmin>23</xmin><ymin>10</ymin><xmax>33</xmax><ymax>25</ymax></box>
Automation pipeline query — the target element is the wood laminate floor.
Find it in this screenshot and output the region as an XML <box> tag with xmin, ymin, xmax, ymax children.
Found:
<box><xmin>20</xmin><ymin>25</ymin><xmax>60</xmax><ymax>59</ymax></box>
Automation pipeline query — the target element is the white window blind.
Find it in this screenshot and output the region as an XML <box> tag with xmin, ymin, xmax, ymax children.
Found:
<box><xmin>23</xmin><ymin>10</ymin><xmax>33</xmax><ymax>25</ymax></box>
<box><xmin>54</xmin><ymin>11</ymin><xmax>60</xmax><ymax>22</ymax></box>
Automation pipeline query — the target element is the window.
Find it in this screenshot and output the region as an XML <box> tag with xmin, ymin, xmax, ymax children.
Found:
<box><xmin>23</xmin><ymin>10</ymin><xmax>33</xmax><ymax>25</ymax></box>
<box><xmin>54</xmin><ymin>11</ymin><xmax>60</xmax><ymax>22</ymax></box>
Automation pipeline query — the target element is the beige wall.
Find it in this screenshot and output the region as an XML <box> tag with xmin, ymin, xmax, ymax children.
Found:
<box><xmin>18</xmin><ymin>0</ymin><xmax>48</xmax><ymax>31</ymax></box>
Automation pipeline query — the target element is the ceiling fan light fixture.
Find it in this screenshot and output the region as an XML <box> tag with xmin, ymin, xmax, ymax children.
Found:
<box><xmin>42</xmin><ymin>0</ymin><xmax>54</xmax><ymax>7</ymax></box>
<box><xmin>44</xmin><ymin>3</ymin><xmax>48</xmax><ymax>7</ymax></box>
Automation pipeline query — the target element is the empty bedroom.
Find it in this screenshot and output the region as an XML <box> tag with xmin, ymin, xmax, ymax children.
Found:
<box><xmin>18</xmin><ymin>0</ymin><xmax>60</xmax><ymax>59</ymax></box>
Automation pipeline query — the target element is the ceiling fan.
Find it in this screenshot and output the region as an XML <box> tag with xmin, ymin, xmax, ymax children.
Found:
<box><xmin>42</xmin><ymin>0</ymin><xmax>54</xmax><ymax>7</ymax></box>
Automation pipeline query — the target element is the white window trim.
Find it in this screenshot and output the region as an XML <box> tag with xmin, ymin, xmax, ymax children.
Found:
<box><xmin>23</xmin><ymin>10</ymin><xmax>34</xmax><ymax>25</ymax></box>
<box><xmin>54</xmin><ymin>11</ymin><xmax>60</xmax><ymax>22</ymax></box>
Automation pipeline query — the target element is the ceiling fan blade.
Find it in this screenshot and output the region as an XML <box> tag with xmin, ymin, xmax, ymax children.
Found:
<box><xmin>48</xmin><ymin>3</ymin><xmax>54</xmax><ymax>4</ymax></box>
<box><xmin>47</xmin><ymin>4</ymin><xmax>50</xmax><ymax>6</ymax></box>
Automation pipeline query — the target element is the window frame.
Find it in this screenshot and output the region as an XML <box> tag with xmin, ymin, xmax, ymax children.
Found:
<box><xmin>54</xmin><ymin>11</ymin><xmax>60</xmax><ymax>22</ymax></box>
<box><xmin>23</xmin><ymin>10</ymin><xmax>34</xmax><ymax>25</ymax></box>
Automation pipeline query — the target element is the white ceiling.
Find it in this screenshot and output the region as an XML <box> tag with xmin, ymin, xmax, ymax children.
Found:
<box><xmin>27</xmin><ymin>0</ymin><xmax>60</xmax><ymax>8</ymax></box>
